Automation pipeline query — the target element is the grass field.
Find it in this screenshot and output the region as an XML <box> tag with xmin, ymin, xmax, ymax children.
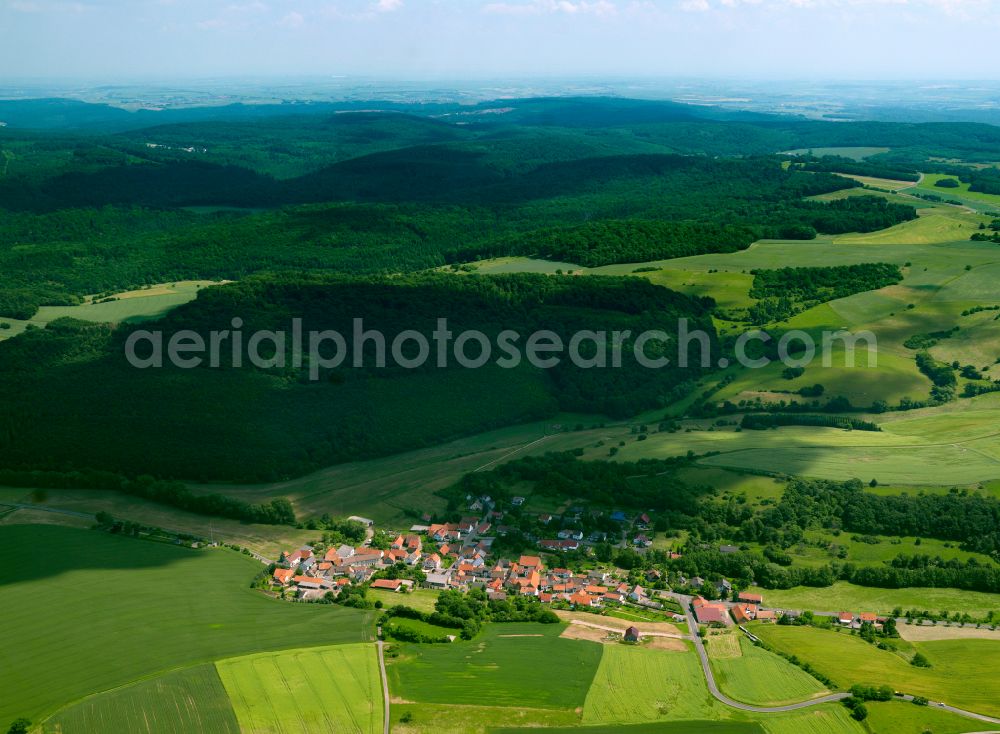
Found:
<box><xmin>44</xmin><ymin>664</ymin><xmax>240</xmax><ymax>734</ymax></box>
<box><xmin>751</xmin><ymin>624</ymin><xmax>1000</xmax><ymax>717</ymax></box>
<box><xmin>914</xmin><ymin>173</ymin><xmax>1000</xmax><ymax>209</ymax></box>
<box><xmin>834</xmin><ymin>206</ymin><xmax>984</xmax><ymax>245</ymax></box>
<box><xmin>581</xmin><ymin>645</ymin><xmax>722</xmax><ymax>724</ymax></box>
<box><xmin>758</xmin><ymin>706</ymin><xmax>864</xmax><ymax>734</ymax></box>
<box><xmin>391</xmin><ymin>703</ymin><xmax>578</xmax><ymax>734</ymax></box>
<box><xmin>387</xmin><ymin>623</ymin><xmax>602</xmax><ymax>710</ymax></box>
<box><xmin>492</xmin><ymin>723</ymin><xmax>766</xmax><ymax>734</ymax></box>
<box><xmin>387</xmin><ymin>616</ymin><xmax>460</xmax><ymax>639</ymax></box>
<box><xmin>0</xmin><ymin>486</ymin><xmax>316</xmax><ymax>558</ymax></box>
<box><xmin>187</xmin><ymin>413</ymin><xmax>630</xmax><ymax>526</ymax></box>
<box><xmin>746</xmin><ymin>582</ymin><xmax>1000</xmax><ymax>617</ymax></box>
<box><xmin>0</xmin><ymin>281</ymin><xmax>219</xmax><ymax>342</ymax></box>
<box><xmin>744</xmin><ymin>529</ymin><xmax>995</xmax><ymax>569</ymax></box>
<box><xmin>710</xmin><ymin>638</ymin><xmax>829</xmax><ymax>706</ymax></box>
<box><xmin>0</xmin><ymin>525</ymin><xmax>371</xmax><ymax>725</ymax></box>
<box><xmin>217</xmin><ymin>644</ymin><xmax>383</xmax><ymax>734</ymax></box>
<box><xmin>865</xmin><ymin>700</ymin><xmax>989</xmax><ymax>734</ymax></box>
<box><xmin>369</xmin><ymin>587</ymin><xmax>440</xmax><ymax>613</ymax></box>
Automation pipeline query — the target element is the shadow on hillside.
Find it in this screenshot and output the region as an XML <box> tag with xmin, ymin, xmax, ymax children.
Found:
<box><xmin>0</xmin><ymin>522</ymin><xmax>233</xmax><ymax>588</ymax></box>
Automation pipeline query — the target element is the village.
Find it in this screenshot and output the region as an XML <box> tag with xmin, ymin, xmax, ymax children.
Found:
<box><xmin>268</xmin><ymin>498</ymin><xmax>891</xmax><ymax>634</ymax></box>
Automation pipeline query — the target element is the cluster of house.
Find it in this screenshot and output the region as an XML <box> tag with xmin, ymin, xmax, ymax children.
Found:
<box><xmin>690</xmin><ymin>592</ymin><xmax>776</xmax><ymax>625</ymax></box>
<box><xmin>271</xmin><ymin>532</ymin><xmax>438</xmax><ymax>600</ymax></box>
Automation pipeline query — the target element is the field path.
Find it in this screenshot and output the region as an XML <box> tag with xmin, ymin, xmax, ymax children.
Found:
<box><xmin>566</xmin><ymin>619</ymin><xmax>687</xmax><ymax>640</ymax></box>
<box><xmin>376</xmin><ymin>640</ymin><xmax>389</xmax><ymax>734</ymax></box>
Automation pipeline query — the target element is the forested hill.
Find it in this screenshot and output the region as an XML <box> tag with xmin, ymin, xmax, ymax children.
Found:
<box><xmin>0</xmin><ymin>273</ymin><xmax>715</xmax><ymax>481</ymax></box>
<box><xmin>0</xmin><ymin>146</ymin><xmax>918</xmax><ymax>320</ymax></box>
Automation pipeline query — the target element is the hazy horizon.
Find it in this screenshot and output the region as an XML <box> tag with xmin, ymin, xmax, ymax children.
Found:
<box><xmin>4</xmin><ymin>0</ymin><xmax>1000</xmax><ymax>81</ymax></box>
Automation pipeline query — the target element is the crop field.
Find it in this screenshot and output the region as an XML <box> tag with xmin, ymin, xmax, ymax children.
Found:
<box><xmin>746</xmin><ymin>582</ymin><xmax>1000</xmax><ymax>617</ymax></box>
<box><xmin>44</xmin><ymin>664</ymin><xmax>239</xmax><ymax>734</ymax></box>
<box><xmin>581</xmin><ymin>645</ymin><xmax>723</xmax><ymax>724</ymax></box>
<box><xmin>613</xmin><ymin>413</ymin><xmax>1000</xmax><ymax>485</ymax></box>
<box><xmin>914</xmin><ymin>173</ymin><xmax>1000</xmax><ymax>209</ymax></box>
<box><xmin>710</xmin><ymin>638</ymin><xmax>829</xmax><ymax>706</ymax></box>
<box><xmin>0</xmin><ymin>486</ymin><xmax>316</xmax><ymax>558</ymax></box>
<box><xmin>0</xmin><ymin>525</ymin><xmax>371</xmax><ymax>725</ymax></box>
<box><xmin>390</xmin><ymin>703</ymin><xmax>578</xmax><ymax>734</ymax></box>
<box><xmin>758</xmin><ymin>706</ymin><xmax>864</xmax><ymax>734</ymax></box>
<box><xmin>216</xmin><ymin>644</ymin><xmax>383</xmax><ymax>734</ymax></box>
<box><xmin>834</xmin><ymin>206</ymin><xmax>984</xmax><ymax>245</ymax></box>
<box><xmin>189</xmin><ymin>413</ymin><xmax>626</xmax><ymax>526</ymax></box>
<box><xmin>387</xmin><ymin>623</ymin><xmax>602</xmax><ymax>710</ymax></box>
<box><xmin>643</xmin><ymin>268</ymin><xmax>755</xmax><ymax>311</ymax></box>
<box><xmin>751</xmin><ymin>624</ymin><xmax>1000</xmax><ymax>716</ymax></box>
<box><xmin>865</xmin><ymin>700</ymin><xmax>988</xmax><ymax>734</ymax></box>
<box><xmin>492</xmin><ymin>723</ymin><xmax>767</xmax><ymax>734</ymax></box>
<box><xmin>712</xmin><ymin>349</ymin><xmax>929</xmax><ymax>408</ymax></box>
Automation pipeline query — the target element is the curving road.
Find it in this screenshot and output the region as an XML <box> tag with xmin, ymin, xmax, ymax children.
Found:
<box><xmin>677</xmin><ymin>595</ymin><xmax>850</xmax><ymax>713</ymax></box>
<box><xmin>674</xmin><ymin>593</ymin><xmax>1000</xmax><ymax>725</ymax></box>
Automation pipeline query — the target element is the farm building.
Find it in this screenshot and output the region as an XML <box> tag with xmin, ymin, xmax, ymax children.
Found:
<box><xmin>624</xmin><ymin>626</ymin><xmax>641</xmax><ymax>642</ymax></box>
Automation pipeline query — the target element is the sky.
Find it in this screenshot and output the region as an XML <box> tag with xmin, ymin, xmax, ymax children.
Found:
<box><xmin>2</xmin><ymin>0</ymin><xmax>999</xmax><ymax>80</ymax></box>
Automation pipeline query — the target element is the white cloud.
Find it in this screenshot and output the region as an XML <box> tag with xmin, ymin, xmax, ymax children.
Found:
<box><xmin>375</xmin><ymin>0</ymin><xmax>402</xmax><ymax>11</ymax></box>
<box><xmin>279</xmin><ymin>9</ymin><xmax>304</xmax><ymax>26</ymax></box>
<box><xmin>484</xmin><ymin>0</ymin><xmax>617</xmax><ymax>15</ymax></box>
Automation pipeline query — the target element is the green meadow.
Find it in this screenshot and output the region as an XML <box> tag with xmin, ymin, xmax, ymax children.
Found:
<box><xmin>751</xmin><ymin>624</ymin><xmax>1000</xmax><ymax>717</ymax></box>
<box><xmin>387</xmin><ymin>623</ymin><xmax>602</xmax><ymax>710</ymax></box>
<box><xmin>216</xmin><ymin>644</ymin><xmax>383</xmax><ymax>734</ymax></box>
<box><xmin>581</xmin><ymin>644</ymin><xmax>722</xmax><ymax>724</ymax></box>
<box><xmin>746</xmin><ymin>582</ymin><xmax>1000</xmax><ymax>617</ymax></box>
<box><xmin>865</xmin><ymin>700</ymin><xmax>989</xmax><ymax>734</ymax></box>
<box><xmin>0</xmin><ymin>525</ymin><xmax>371</xmax><ymax>725</ymax></box>
<box><xmin>709</xmin><ymin>637</ymin><xmax>829</xmax><ymax>707</ymax></box>
<box><xmin>43</xmin><ymin>664</ymin><xmax>240</xmax><ymax>734</ymax></box>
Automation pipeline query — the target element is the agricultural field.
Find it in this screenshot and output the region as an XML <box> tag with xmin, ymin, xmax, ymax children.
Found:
<box><xmin>746</xmin><ymin>582</ymin><xmax>1000</xmax><ymax>617</ymax></box>
<box><xmin>492</xmin><ymin>723</ymin><xmax>767</xmax><ymax>734</ymax></box>
<box><xmin>743</xmin><ymin>529</ymin><xmax>996</xmax><ymax>569</ymax></box>
<box><xmin>369</xmin><ymin>588</ymin><xmax>440</xmax><ymax>614</ymax></box>
<box><xmin>0</xmin><ymin>281</ymin><xmax>218</xmax><ymax>342</ymax></box>
<box><xmin>216</xmin><ymin>644</ymin><xmax>383</xmax><ymax>734</ymax></box>
<box><xmin>0</xmin><ymin>486</ymin><xmax>316</xmax><ymax>559</ymax></box>
<box><xmin>386</xmin><ymin>616</ymin><xmax>460</xmax><ymax>639</ymax></box>
<box><xmin>751</xmin><ymin>624</ymin><xmax>1000</xmax><ymax>717</ymax></box>
<box><xmin>758</xmin><ymin>706</ymin><xmax>864</xmax><ymax>734</ymax></box>
<box><xmin>43</xmin><ymin>664</ymin><xmax>240</xmax><ymax>734</ymax></box>
<box><xmin>865</xmin><ymin>700</ymin><xmax>991</xmax><ymax>734</ymax></box>
<box><xmin>0</xmin><ymin>525</ymin><xmax>371</xmax><ymax>726</ymax></box>
<box><xmin>186</xmin><ymin>413</ymin><xmax>627</xmax><ymax>526</ymax></box>
<box><xmin>913</xmin><ymin>173</ymin><xmax>1000</xmax><ymax>210</ymax></box>
<box><xmin>386</xmin><ymin>623</ymin><xmax>602</xmax><ymax>710</ymax></box>
<box><xmin>389</xmin><ymin>703</ymin><xmax>578</xmax><ymax>734</ymax></box>
<box><xmin>833</xmin><ymin>206</ymin><xmax>984</xmax><ymax>245</ymax></box>
<box><xmin>581</xmin><ymin>645</ymin><xmax>723</xmax><ymax>724</ymax></box>
<box><xmin>709</xmin><ymin>637</ymin><xmax>830</xmax><ymax>707</ymax></box>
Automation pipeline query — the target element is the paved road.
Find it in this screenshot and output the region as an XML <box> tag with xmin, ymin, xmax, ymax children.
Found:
<box><xmin>672</xmin><ymin>593</ymin><xmax>1000</xmax><ymax>724</ymax></box>
<box><xmin>376</xmin><ymin>639</ymin><xmax>390</xmax><ymax>734</ymax></box>
<box><xmin>674</xmin><ymin>594</ymin><xmax>850</xmax><ymax>713</ymax></box>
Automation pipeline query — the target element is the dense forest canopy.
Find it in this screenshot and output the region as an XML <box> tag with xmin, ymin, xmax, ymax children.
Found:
<box><xmin>0</xmin><ymin>273</ymin><xmax>715</xmax><ymax>480</ymax></box>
